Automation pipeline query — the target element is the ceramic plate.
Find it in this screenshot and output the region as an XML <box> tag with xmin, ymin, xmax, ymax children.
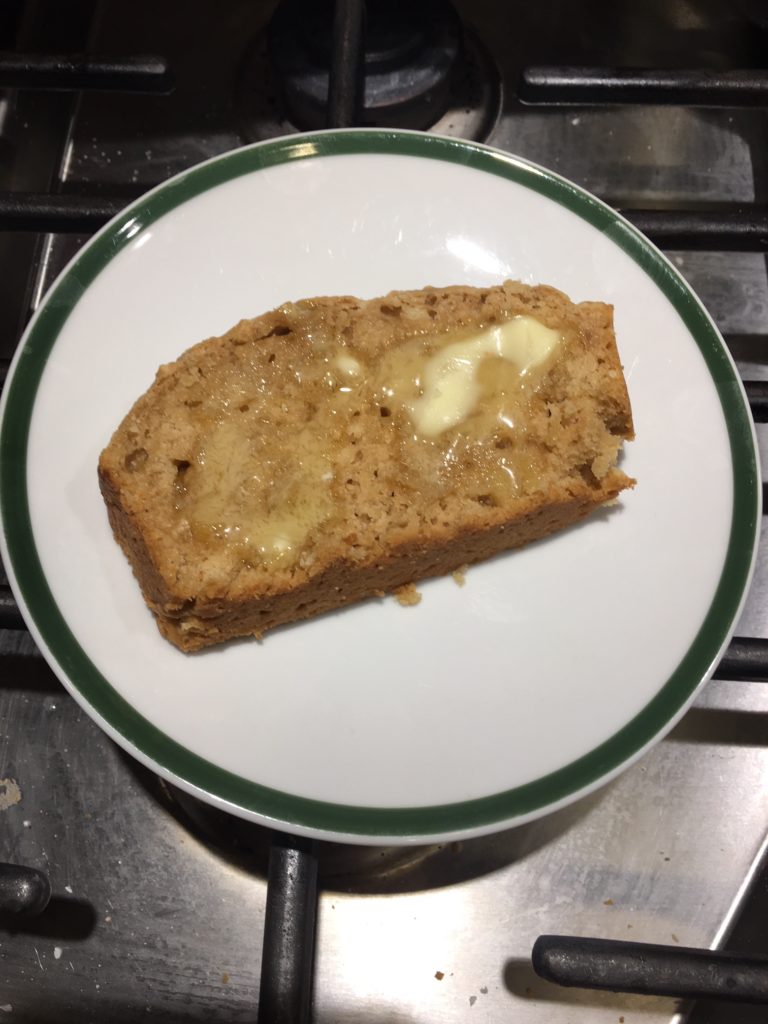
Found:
<box><xmin>0</xmin><ymin>130</ymin><xmax>760</xmax><ymax>844</ymax></box>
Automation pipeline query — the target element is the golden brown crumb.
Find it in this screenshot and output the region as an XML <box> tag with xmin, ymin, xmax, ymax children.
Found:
<box><xmin>395</xmin><ymin>583</ymin><xmax>422</xmax><ymax>607</ymax></box>
<box><xmin>452</xmin><ymin>565</ymin><xmax>468</xmax><ymax>587</ymax></box>
<box><xmin>434</xmin><ymin>971</ymin><xmax>444</xmax><ymax>981</ymax></box>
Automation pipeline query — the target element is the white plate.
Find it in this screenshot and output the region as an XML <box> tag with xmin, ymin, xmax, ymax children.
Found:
<box><xmin>0</xmin><ymin>129</ymin><xmax>760</xmax><ymax>844</ymax></box>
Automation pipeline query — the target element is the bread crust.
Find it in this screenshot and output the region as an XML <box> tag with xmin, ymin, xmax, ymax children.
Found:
<box><xmin>99</xmin><ymin>281</ymin><xmax>635</xmax><ymax>651</ymax></box>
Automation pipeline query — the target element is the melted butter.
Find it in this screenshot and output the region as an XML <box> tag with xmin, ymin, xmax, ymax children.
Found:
<box><xmin>175</xmin><ymin>311</ymin><xmax>571</xmax><ymax>570</ymax></box>
<box><xmin>377</xmin><ymin>316</ymin><xmax>569</xmax><ymax>504</ymax></box>
<box><xmin>334</xmin><ymin>353</ymin><xmax>363</xmax><ymax>379</ymax></box>
<box><xmin>404</xmin><ymin>317</ymin><xmax>561</xmax><ymax>437</ymax></box>
<box><xmin>179</xmin><ymin>418</ymin><xmax>335</xmax><ymax>569</ymax></box>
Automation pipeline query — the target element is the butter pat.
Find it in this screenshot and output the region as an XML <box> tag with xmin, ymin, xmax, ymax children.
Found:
<box><xmin>407</xmin><ymin>316</ymin><xmax>562</xmax><ymax>437</ymax></box>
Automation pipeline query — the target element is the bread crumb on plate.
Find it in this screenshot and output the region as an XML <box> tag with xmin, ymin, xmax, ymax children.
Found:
<box><xmin>394</xmin><ymin>583</ymin><xmax>422</xmax><ymax>607</ymax></box>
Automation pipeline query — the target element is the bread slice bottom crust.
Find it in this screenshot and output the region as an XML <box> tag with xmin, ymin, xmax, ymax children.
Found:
<box><xmin>100</xmin><ymin>469</ymin><xmax>626</xmax><ymax>652</ymax></box>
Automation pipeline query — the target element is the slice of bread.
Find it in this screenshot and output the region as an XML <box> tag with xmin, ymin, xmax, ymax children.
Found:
<box><xmin>98</xmin><ymin>281</ymin><xmax>634</xmax><ymax>652</ymax></box>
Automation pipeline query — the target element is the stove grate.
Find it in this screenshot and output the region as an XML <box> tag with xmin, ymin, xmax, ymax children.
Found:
<box><xmin>0</xmin><ymin>50</ymin><xmax>172</xmax><ymax>92</ymax></box>
<box><xmin>519</xmin><ymin>67</ymin><xmax>768</xmax><ymax>107</ymax></box>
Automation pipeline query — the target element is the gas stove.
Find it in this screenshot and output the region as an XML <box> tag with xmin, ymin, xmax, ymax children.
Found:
<box><xmin>1</xmin><ymin>2</ymin><xmax>767</xmax><ymax>1022</ymax></box>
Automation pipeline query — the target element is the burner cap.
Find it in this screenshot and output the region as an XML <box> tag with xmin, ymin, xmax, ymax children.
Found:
<box><xmin>268</xmin><ymin>0</ymin><xmax>462</xmax><ymax>130</ymax></box>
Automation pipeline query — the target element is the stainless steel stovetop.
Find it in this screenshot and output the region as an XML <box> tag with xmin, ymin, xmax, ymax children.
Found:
<box><xmin>1</xmin><ymin>2</ymin><xmax>767</xmax><ymax>1022</ymax></box>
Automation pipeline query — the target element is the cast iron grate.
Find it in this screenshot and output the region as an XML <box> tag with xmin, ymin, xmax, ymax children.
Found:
<box><xmin>0</xmin><ymin>51</ymin><xmax>172</xmax><ymax>92</ymax></box>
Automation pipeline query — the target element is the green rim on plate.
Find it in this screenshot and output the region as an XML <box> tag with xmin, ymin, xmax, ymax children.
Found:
<box><xmin>0</xmin><ymin>130</ymin><xmax>760</xmax><ymax>838</ymax></box>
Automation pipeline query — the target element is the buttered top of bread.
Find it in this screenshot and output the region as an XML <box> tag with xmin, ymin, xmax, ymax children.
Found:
<box><xmin>100</xmin><ymin>282</ymin><xmax>633</xmax><ymax>598</ymax></box>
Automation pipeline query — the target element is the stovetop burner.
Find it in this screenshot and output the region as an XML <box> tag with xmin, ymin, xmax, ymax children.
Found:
<box><xmin>259</xmin><ymin>0</ymin><xmax>500</xmax><ymax>138</ymax></box>
<box><xmin>269</xmin><ymin>0</ymin><xmax>460</xmax><ymax>129</ymax></box>
<box><xmin>157</xmin><ymin>778</ymin><xmax>593</xmax><ymax>893</ymax></box>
